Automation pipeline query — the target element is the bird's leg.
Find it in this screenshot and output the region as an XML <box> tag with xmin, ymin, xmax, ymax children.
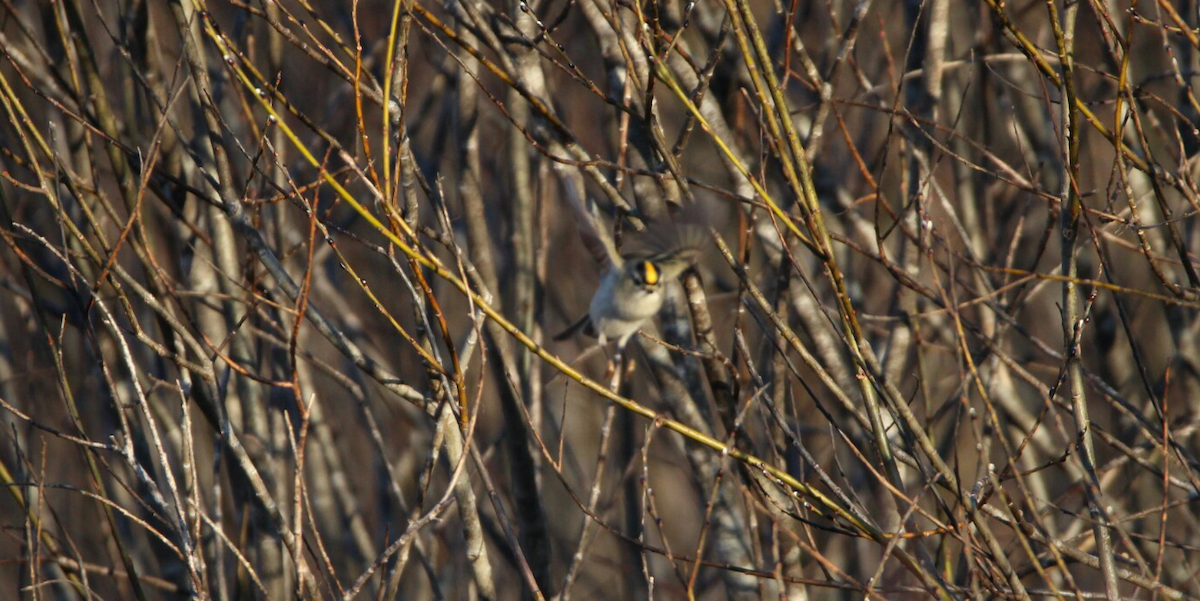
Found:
<box><xmin>605</xmin><ymin>341</ymin><xmax>628</xmax><ymax>391</ymax></box>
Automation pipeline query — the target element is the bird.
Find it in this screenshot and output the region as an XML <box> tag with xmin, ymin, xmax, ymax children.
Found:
<box><xmin>554</xmin><ymin>220</ymin><xmax>706</xmax><ymax>353</ymax></box>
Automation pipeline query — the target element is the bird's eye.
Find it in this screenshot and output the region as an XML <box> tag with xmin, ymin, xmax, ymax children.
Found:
<box><xmin>640</xmin><ymin>260</ymin><xmax>659</xmax><ymax>286</ymax></box>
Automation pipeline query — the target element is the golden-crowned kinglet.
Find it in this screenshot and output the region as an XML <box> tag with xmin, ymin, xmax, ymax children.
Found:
<box><xmin>555</xmin><ymin>221</ymin><xmax>706</xmax><ymax>351</ymax></box>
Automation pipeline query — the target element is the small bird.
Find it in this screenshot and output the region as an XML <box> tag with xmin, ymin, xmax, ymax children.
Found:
<box><xmin>554</xmin><ymin>221</ymin><xmax>706</xmax><ymax>352</ymax></box>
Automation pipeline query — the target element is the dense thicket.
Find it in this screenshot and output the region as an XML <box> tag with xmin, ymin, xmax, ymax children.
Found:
<box><xmin>2</xmin><ymin>0</ymin><xmax>1200</xmax><ymax>598</ymax></box>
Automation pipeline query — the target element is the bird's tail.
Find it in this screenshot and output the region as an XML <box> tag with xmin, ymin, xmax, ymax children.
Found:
<box><xmin>553</xmin><ymin>314</ymin><xmax>593</xmax><ymax>341</ymax></box>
